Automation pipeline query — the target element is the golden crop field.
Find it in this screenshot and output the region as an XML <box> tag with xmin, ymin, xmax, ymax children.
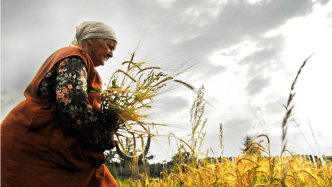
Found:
<box><xmin>120</xmin><ymin>154</ymin><xmax>332</xmax><ymax>186</ymax></box>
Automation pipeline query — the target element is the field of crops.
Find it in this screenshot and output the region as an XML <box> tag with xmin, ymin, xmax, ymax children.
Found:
<box><xmin>115</xmin><ymin>154</ymin><xmax>332</xmax><ymax>186</ymax></box>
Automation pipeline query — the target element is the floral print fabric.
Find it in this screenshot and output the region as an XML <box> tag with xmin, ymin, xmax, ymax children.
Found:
<box><xmin>37</xmin><ymin>57</ymin><xmax>113</xmax><ymax>152</ymax></box>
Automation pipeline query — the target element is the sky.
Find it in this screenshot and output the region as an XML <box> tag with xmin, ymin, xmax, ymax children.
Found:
<box><xmin>1</xmin><ymin>0</ymin><xmax>332</xmax><ymax>163</ymax></box>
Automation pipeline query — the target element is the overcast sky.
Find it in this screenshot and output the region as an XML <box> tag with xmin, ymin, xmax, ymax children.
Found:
<box><xmin>1</xmin><ymin>0</ymin><xmax>332</xmax><ymax>163</ymax></box>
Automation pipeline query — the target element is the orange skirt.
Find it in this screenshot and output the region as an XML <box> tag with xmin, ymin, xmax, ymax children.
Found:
<box><xmin>1</xmin><ymin>101</ymin><xmax>118</xmax><ymax>187</ymax></box>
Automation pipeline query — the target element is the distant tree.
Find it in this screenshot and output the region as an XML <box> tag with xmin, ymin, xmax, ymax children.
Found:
<box><xmin>118</xmin><ymin>137</ymin><xmax>134</xmax><ymax>167</ymax></box>
<box><xmin>170</xmin><ymin>144</ymin><xmax>198</xmax><ymax>165</ymax></box>
<box><xmin>171</xmin><ymin>151</ymin><xmax>191</xmax><ymax>164</ymax></box>
<box><xmin>124</xmin><ymin>137</ymin><xmax>134</xmax><ymax>156</ymax></box>
<box><xmin>142</xmin><ymin>154</ymin><xmax>155</xmax><ymax>165</ymax></box>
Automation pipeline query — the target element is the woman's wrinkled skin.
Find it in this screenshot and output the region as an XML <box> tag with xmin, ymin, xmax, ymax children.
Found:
<box><xmin>80</xmin><ymin>39</ymin><xmax>117</xmax><ymax>67</ymax></box>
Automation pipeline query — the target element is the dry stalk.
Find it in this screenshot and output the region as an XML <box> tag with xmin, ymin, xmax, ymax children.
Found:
<box><xmin>281</xmin><ymin>53</ymin><xmax>313</xmax><ymax>155</ymax></box>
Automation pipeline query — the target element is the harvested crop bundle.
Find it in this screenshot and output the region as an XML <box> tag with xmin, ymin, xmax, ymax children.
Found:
<box><xmin>100</xmin><ymin>51</ymin><xmax>198</xmax><ymax>159</ymax></box>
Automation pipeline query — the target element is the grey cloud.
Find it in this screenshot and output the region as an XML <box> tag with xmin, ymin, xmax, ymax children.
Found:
<box><xmin>206</xmin><ymin>65</ymin><xmax>227</xmax><ymax>76</ymax></box>
<box><xmin>318</xmin><ymin>0</ymin><xmax>329</xmax><ymax>5</ymax></box>
<box><xmin>1</xmin><ymin>99</ymin><xmax>15</xmax><ymax>121</ymax></box>
<box><xmin>221</xmin><ymin>48</ymin><xmax>241</xmax><ymax>57</ymax></box>
<box><xmin>157</xmin><ymin>96</ymin><xmax>189</xmax><ymax>113</ymax></box>
<box><xmin>266</xmin><ymin>96</ymin><xmax>287</xmax><ymax>114</ymax></box>
<box><xmin>224</xmin><ymin>117</ymin><xmax>255</xmax><ymax>137</ymax></box>
<box><xmin>1</xmin><ymin>99</ymin><xmax>15</xmax><ymax>105</ymax></box>
<box><xmin>159</xmin><ymin>0</ymin><xmax>318</xmax><ymax>57</ymax></box>
<box><xmin>189</xmin><ymin>61</ymin><xmax>228</xmax><ymax>81</ymax></box>
<box><xmin>239</xmin><ymin>34</ymin><xmax>285</xmax><ymax>77</ymax></box>
<box><xmin>246</xmin><ymin>75</ymin><xmax>270</xmax><ymax>95</ymax></box>
<box><xmin>0</xmin><ymin>0</ymin><xmax>320</xmax><ymax>104</ymax></box>
<box><xmin>82</xmin><ymin>0</ymin><xmax>320</xmax><ymax>62</ymax></box>
<box><xmin>1</xmin><ymin>88</ymin><xmax>10</xmax><ymax>94</ymax></box>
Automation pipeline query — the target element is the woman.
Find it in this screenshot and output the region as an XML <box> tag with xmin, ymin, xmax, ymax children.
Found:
<box><xmin>1</xmin><ymin>21</ymin><xmax>119</xmax><ymax>187</ymax></box>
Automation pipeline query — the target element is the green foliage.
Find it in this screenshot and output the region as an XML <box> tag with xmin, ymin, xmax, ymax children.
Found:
<box><xmin>171</xmin><ymin>149</ymin><xmax>195</xmax><ymax>165</ymax></box>
<box><xmin>124</xmin><ymin>137</ymin><xmax>134</xmax><ymax>156</ymax></box>
<box><xmin>112</xmin><ymin>162</ymin><xmax>122</xmax><ymax>187</ymax></box>
<box><xmin>89</xmin><ymin>87</ymin><xmax>101</xmax><ymax>93</ymax></box>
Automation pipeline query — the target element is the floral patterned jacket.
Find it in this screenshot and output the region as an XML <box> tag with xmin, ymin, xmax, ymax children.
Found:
<box><xmin>37</xmin><ymin>56</ymin><xmax>113</xmax><ymax>152</ymax></box>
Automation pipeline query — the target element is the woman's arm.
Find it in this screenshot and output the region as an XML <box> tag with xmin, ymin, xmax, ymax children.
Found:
<box><xmin>55</xmin><ymin>57</ymin><xmax>114</xmax><ymax>151</ymax></box>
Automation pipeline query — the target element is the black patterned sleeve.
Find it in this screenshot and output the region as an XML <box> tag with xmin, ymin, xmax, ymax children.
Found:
<box><xmin>55</xmin><ymin>57</ymin><xmax>113</xmax><ymax>152</ymax></box>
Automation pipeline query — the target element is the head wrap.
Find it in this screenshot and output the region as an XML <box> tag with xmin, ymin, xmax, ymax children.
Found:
<box><xmin>71</xmin><ymin>21</ymin><xmax>117</xmax><ymax>46</ymax></box>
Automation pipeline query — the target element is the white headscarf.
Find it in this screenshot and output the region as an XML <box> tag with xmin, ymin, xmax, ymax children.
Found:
<box><xmin>71</xmin><ymin>21</ymin><xmax>117</xmax><ymax>46</ymax></box>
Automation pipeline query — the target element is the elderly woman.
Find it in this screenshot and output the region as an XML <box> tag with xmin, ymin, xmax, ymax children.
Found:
<box><xmin>1</xmin><ymin>21</ymin><xmax>119</xmax><ymax>187</ymax></box>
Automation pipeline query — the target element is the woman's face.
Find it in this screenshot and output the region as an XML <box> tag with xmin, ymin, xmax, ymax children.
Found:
<box><xmin>86</xmin><ymin>39</ymin><xmax>117</xmax><ymax>67</ymax></box>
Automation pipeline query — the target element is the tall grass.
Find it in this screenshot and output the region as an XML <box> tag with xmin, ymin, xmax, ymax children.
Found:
<box><xmin>220</xmin><ymin>123</ymin><xmax>224</xmax><ymax>156</ymax></box>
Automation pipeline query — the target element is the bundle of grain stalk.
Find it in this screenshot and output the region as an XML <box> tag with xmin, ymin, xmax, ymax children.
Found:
<box><xmin>100</xmin><ymin>51</ymin><xmax>196</xmax><ymax>158</ymax></box>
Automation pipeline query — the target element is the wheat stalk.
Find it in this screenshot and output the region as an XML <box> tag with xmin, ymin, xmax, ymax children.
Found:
<box><xmin>219</xmin><ymin>123</ymin><xmax>224</xmax><ymax>156</ymax></box>
<box><xmin>281</xmin><ymin>53</ymin><xmax>313</xmax><ymax>155</ymax></box>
